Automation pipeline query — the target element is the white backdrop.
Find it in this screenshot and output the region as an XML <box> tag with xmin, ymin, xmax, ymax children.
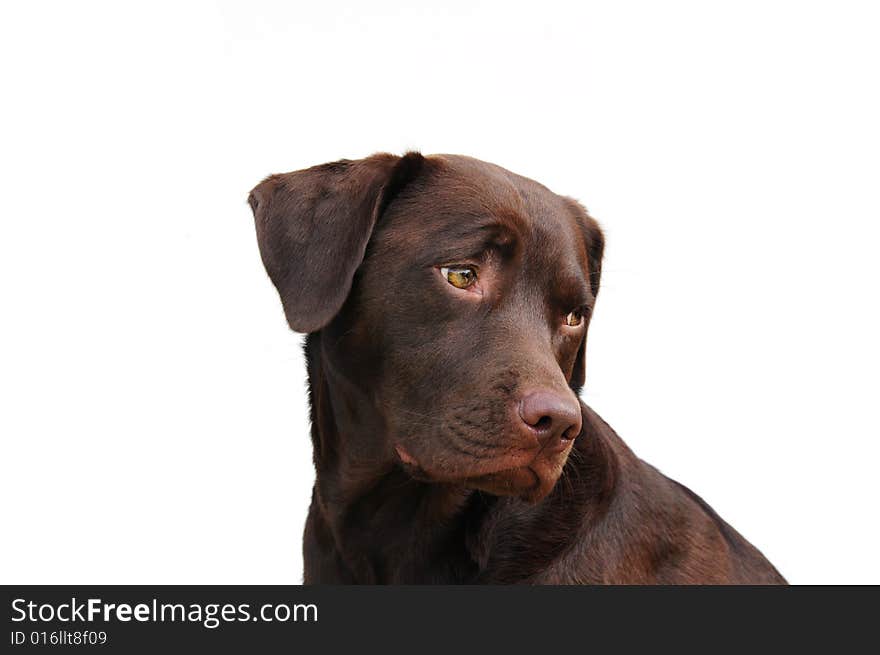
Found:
<box><xmin>2</xmin><ymin>1</ymin><xmax>878</xmax><ymax>584</ymax></box>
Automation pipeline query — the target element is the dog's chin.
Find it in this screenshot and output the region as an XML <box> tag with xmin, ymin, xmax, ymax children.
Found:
<box><xmin>465</xmin><ymin>466</ymin><xmax>561</xmax><ymax>503</ymax></box>
<box><xmin>395</xmin><ymin>443</ymin><xmax>569</xmax><ymax>503</ymax></box>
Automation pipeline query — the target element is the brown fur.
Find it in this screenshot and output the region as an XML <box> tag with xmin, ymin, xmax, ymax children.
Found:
<box><xmin>249</xmin><ymin>152</ymin><xmax>786</xmax><ymax>584</ymax></box>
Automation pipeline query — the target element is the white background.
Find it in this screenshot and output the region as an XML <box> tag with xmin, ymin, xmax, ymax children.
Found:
<box><xmin>2</xmin><ymin>1</ymin><xmax>878</xmax><ymax>584</ymax></box>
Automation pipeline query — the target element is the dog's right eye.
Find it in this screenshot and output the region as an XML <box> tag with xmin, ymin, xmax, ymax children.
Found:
<box><xmin>440</xmin><ymin>266</ymin><xmax>477</xmax><ymax>289</ymax></box>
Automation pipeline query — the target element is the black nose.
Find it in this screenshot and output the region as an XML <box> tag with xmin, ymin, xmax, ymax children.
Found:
<box><xmin>519</xmin><ymin>390</ymin><xmax>582</xmax><ymax>449</ymax></box>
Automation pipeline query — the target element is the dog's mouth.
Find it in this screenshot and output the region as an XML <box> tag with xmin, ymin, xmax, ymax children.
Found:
<box><xmin>394</xmin><ymin>443</ymin><xmax>568</xmax><ymax>502</ymax></box>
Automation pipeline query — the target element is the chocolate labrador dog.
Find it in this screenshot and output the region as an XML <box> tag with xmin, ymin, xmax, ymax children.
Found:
<box><xmin>248</xmin><ymin>152</ymin><xmax>786</xmax><ymax>584</ymax></box>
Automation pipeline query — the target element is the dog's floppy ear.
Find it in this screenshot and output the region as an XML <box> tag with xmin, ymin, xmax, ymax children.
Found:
<box><xmin>567</xmin><ymin>201</ymin><xmax>604</xmax><ymax>392</ymax></box>
<box><xmin>249</xmin><ymin>152</ymin><xmax>424</xmax><ymax>333</ymax></box>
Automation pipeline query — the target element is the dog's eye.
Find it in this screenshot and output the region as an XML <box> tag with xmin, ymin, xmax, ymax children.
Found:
<box><xmin>564</xmin><ymin>310</ymin><xmax>584</xmax><ymax>327</ymax></box>
<box><xmin>441</xmin><ymin>266</ymin><xmax>477</xmax><ymax>289</ymax></box>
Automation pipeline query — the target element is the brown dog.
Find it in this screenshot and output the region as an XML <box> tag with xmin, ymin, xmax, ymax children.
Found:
<box><xmin>249</xmin><ymin>152</ymin><xmax>786</xmax><ymax>584</ymax></box>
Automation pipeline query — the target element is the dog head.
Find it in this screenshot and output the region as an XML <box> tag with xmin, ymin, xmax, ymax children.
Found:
<box><xmin>249</xmin><ymin>153</ymin><xmax>603</xmax><ymax>502</ymax></box>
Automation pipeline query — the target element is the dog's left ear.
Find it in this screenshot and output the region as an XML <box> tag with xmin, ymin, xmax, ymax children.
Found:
<box><xmin>567</xmin><ymin>200</ymin><xmax>605</xmax><ymax>392</ymax></box>
<box><xmin>249</xmin><ymin>152</ymin><xmax>424</xmax><ymax>333</ymax></box>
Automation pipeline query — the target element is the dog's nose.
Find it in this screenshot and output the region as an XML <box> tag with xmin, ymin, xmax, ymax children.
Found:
<box><xmin>519</xmin><ymin>390</ymin><xmax>582</xmax><ymax>450</ymax></box>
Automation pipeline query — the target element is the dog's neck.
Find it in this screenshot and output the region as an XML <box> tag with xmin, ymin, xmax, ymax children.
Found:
<box><xmin>302</xmin><ymin>333</ymin><xmax>619</xmax><ymax>583</ymax></box>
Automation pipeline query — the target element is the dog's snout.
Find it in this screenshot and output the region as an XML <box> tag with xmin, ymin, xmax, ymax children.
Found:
<box><xmin>519</xmin><ymin>390</ymin><xmax>582</xmax><ymax>449</ymax></box>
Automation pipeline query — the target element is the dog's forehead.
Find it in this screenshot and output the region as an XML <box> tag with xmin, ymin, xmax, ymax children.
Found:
<box><xmin>426</xmin><ymin>154</ymin><xmax>564</xmax><ymax>222</ymax></box>
<box><xmin>383</xmin><ymin>155</ymin><xmax>585</xmax><ymax>263</ymax></box>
